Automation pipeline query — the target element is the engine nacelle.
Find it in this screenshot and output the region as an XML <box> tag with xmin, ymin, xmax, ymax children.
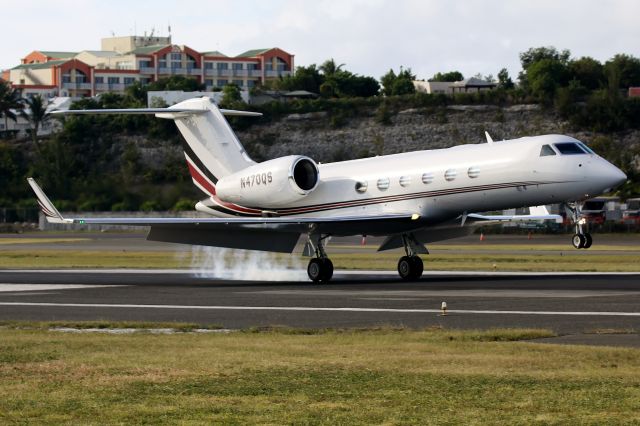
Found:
<box><xmin>215</xmin><ymin>155</ymin><xmax>319</xmax><ymax>208</ymax></box>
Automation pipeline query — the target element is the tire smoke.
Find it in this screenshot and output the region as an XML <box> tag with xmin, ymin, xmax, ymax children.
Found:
<box><xmin>188</xmin><ymin>246</ymin><xmax>306</xmax><ymax>281</ymax></box>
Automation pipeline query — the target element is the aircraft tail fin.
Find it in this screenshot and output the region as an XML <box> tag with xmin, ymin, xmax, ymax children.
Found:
<box><xmin>52</xmin><ymin>97</ymin><xmax>261</xmax><ymax>197</ymax></box>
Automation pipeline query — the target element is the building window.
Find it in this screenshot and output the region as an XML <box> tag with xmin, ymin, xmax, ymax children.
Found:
<box><xmin>139</xmin><ymin>77</ymin><xmax>151</xmax><ymax>85</ymax></box>
<box><xmin>108</xmin><ymin>77</ymin><xmax>120</xmax><ymax>84</ymax></box>
<box><xmin>247</xmin><ymin>80</ymin><xmax>256</xmax><ymax>88</ymax></box>
<box><xmin>204</xmin><ymin>62</ymin><xmax>213</xmax><ymax>69</ymax></box>
<box><xmin>232</xmin><ymin>63</ymin><xmax>244</xmax><ymax>70</ymax></box>
<box><xmin>217</xmin><ymin>79</ymin><xmax>228</xmax><ymax>86</ymax></box>
<box><xmin>95</xmin><ymin>76</ymin><xmax>104</xmax><ymax>84</ymax></box>
<box><xmin>205</xmin><ymin>79</ymin><xmax>214</xmax><ymax>86</ymax></box>
<box><xmin>247</xmin><ymin>63</ymin><xmax>258</xmax><ymax>70</ymax></box>
<box><xmin>62</xmin><ymin>75</ymin><xmax>71</xmax><ymax>83</ymax></box>
<box><xmin>139</xmin><ymin>60</ymin><xmax>151</xmax><ymax>68</ymax></box>
<box><xmin>124</xmin><ymin>77</ymin><xmax>136</xmax><ymax>85</ymax></box>
<box><xmin>217</xmin><ymin>63</ymin><xmax>228</xmax><ymax>70</ymax></box>
<box><xmin>170</xmin><ymin>53</ymin><xmax>181</xmax><ymax>60</ymax></box>
<box><xmin>171</xmin><ymin>62</ymin><xmax>181</xmax><ymax>69</ymax></box>
<box><xmin>158</xmin><ymin>60</ymin><xmax>167</xmax><ymax>68</ymax></box>
<box><xmin>232</xmin><ymin>80</ymin><xmax>244</xmax><ymax>87</ymax></box>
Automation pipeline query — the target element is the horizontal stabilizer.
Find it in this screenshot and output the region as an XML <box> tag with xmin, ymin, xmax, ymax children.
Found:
<box><xmin>51</xmin><ymin>107</ymin><xmax>262</xmax><ymax>117</ymax></box>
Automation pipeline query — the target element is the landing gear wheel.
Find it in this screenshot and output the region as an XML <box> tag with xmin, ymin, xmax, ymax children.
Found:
<box><xmin>307</xmin><ymin>258</ymin><xmax>324</xmax><ymax>282</ymax></box>
<box><xmin>410</xmin><ymin>256</ymin><xmax>423</xmax><ymax>279</ymax></box>
<box><xmin>572</xmin><ymin>233</ymin><xmax>586</xmax><ymax>249</ymax></box>
<box><xmin>398</xmin><ymin>256</ymin><xmax>423</xmax><ymax>280</ymax></box>
<box><xmin>583</xmin><ymin>233</ymin><xmax>592</xmax><ymax>249</ymax></box>
<box><xmin>307</xmin><ymin>258</ymin><xmax>334</xmax><ymax>283</ymax></box>
<box><xmin>321</xmin><ymin>258</ymin><xmax>334</xmax><ymax>282</ymax></box>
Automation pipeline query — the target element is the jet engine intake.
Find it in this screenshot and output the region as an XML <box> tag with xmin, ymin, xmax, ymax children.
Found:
<box><xmin>215</xmin><ymin>155</ymin><xmax>319</xmax><ymax>208</ymax></box>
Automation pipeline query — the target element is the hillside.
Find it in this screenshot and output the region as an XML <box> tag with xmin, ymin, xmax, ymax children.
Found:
<box><xmin>2</xmin><ymin>103</ymin><xmax>638</xmax><ymax>215</ymax></box>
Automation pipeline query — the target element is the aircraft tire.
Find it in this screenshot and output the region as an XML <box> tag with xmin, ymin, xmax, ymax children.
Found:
<box><xmin>583</xmin><ymin>233</ymin><xmax>593</xmax><ymax>249</ymax></box>
<box><xmin>321</xmin><ymin>258</ymin><xmax>334</xmax><ymax>282</ymax></box>
<box><xmin>571</xmin><ymin>233</ymin><xmax>585</xmax><ymax>249</ymax></box>
<box><xmin>410</xmin><ymin>256</ymin><xmax>423</xmax><ymax>279</ymax></box>
<box><xmin>307</xmin><ymin>258</ymin><xmax>324</xmax><ymax>282</ymax></box>
<box><xmin>398</xmin><ymin>256</ymin><xmax>414</xmax><ymax>280</ymax></box>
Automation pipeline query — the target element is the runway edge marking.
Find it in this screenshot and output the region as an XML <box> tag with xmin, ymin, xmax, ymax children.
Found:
<box><xmin>1</xmin><ymin>302</ymin><xmax>640</xmax><ymax>317</ymax></box>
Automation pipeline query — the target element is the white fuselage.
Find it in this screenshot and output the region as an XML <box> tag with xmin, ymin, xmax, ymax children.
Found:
<box><xmin>200</xmin><ymin>134</ymin><xmax>626</xmax><ymax>224</ymax></box>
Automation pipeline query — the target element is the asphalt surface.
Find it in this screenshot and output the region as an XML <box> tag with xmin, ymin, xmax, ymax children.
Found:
<box><xmin>1</xmin><ymin>269</ymin><xmax>639</xmax><ymax>347</ymax></box>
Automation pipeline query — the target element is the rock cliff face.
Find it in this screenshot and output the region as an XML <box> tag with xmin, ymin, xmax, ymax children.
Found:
<box><xmin>128</xmin><ymin>105</ymin><xmax>638</xmax><ymax>172</ymax></box>
<box><xmin>235</xmin><ymin>105</ymin><xmax>639</xmax><ymax>166</ymax></box>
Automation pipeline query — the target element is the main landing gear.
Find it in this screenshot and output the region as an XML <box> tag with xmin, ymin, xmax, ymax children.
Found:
<box><xmin>306</xmin><ymin>234</ymin><xmax>333</xmax><ymax>283</ymax></box>
<box><xmin>566</xmin><ymin>202</ymin><xmax>592</xmax><ymax>249</ymax></box>
<box><xmin>397</xmin><ymin>234</ymin><xmax>424</xmax><ymax>280</ymax></box>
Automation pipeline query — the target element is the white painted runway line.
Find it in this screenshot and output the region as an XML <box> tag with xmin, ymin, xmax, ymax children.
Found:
<box><xmin>0</xmin><ymin>284</ymin><xmax>127</xmax><ymax>292</ymax></box>
<box><xmin>2</xmin><ymin>269</ymin><xmax>639</xmax><ymax>276</ymax></box>
<box><xmin>0</xmin><ymin>302</ymin><xmax>639</xmax><ymax>316</ymax></box>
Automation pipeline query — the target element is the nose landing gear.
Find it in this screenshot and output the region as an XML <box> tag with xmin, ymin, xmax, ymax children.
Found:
<box><xmin>566</xmin><ymin>203</ymin><xmax>592</xmax><ymax>249</ymax></box>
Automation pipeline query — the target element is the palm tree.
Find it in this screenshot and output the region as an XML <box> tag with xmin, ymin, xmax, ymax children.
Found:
<box><xmin>20</xmin><ymin>94</ymin><xmax>50</xmax><ymax>146</ymax></box>
<box><xmin>0</xmin><ymin>80</ymin><xmax>22</xmax><ymax>136</ymax></box>
<box><xmin>319</xmin><ymin>58</ymin><xmax>345</xmax><ymax>77</ymax></box>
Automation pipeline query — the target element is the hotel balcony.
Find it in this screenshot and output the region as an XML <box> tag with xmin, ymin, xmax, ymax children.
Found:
<box><xmin>61</xmin><ymin>82</ymin><xmax>92</xmax><ymax>90</ymax></box>
<box><xmin>95</xmin><ymin>83</ymin><xmax>125</xmax><ymax>91</ymax></box>
<box><xmin>139</xmin><ymin>67</ymin><xmax>156</xmax><ymax>74</ymax></box>
<box><xmin>265</xmin><ymin>70</ymin><xmax>292</xmax><ymax>78</ymax></box>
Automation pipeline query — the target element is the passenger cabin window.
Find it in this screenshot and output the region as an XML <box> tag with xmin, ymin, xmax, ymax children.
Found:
<box><xmin>554</xmin><ymin>142</ymin><xmax>587</xmax><ymax>155</ymax></box>
<box><xmin>540</xmin><ymin>145</ymin><xmax>556</xmax><ymax>156</ymax></box>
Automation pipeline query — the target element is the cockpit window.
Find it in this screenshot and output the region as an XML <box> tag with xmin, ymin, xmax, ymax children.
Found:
<box><xmin>554</xmin><ymin>142</ymin><xmax>587</xmax><ymax>155</ymax></box>
<box><xmin>577</xmin><ymin>142</ymin><xmax>595</xmax><ymax>154</ymax></box>
<box><xmin>540</xmin><ymin>144</ymin><xmax>556</xmax><ymax>156</ymax></box>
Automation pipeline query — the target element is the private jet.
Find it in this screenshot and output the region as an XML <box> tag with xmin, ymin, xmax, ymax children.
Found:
<box><xmin>29</xmin><ymin>97</ymin><xmax>627</xmax><ymax>282</ymax></box>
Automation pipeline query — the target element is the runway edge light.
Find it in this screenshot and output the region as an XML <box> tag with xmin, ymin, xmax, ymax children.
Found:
<box><xmin>441</xmin><ymin>301</ymin><xmax>447</xmax><ymax>316</ymax></box>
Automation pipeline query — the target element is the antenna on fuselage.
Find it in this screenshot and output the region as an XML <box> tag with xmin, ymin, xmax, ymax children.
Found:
<box><xmin>484</xmin><ymin>131</ymin><xmax>494</xmax><ymax>144</ymax></box>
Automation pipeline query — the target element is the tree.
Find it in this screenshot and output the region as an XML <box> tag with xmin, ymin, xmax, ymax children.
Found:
<box><xmin>526</xmin><ymin>59</ymin><xmax>570</xmax><ymax>101</ymax></box>
<box><xmin>20</xmin><ymin>95</ymin><xmax>49</xmax><ymax>146</ymax></box>
<box><xmin>519</xmin><ymin>46</ymin><xmax>570</xmax><ymax>71</ymax></box>
<box><xmin>429</xmin><ymin>71</ymin><xmax>463</xmax><ymax>82</ymax></box>
<box><xmin>319</xmin><ymin>59</ymin><xmax>345</xmax><ymax>77</ymax></box>
<box><xmin>274</xmin><ymin>64</ymin><xmax>324</xmax><ymax>93</ymax></box>
<box><xmin>380</xmin><ymin>67</ymin><xmax>416</xmax><ymax>96</ymax></box>
<box><xmin>518</xmin><ymin>47</ymin><xmax>571</xmax><ymax>93</ymax></box>
<box><xmin>220</xmin><ymin>83</ymin><xmax>243</xmax><ymax>108</ymax></box>
<box><xmin>497</xmin><ymin>68</ymin><xmax>514</xmax><ymax>89</ymax></box>
<box><xmin>0</xmin><ymin>80</ymin><xmax>22</xmax><ymax>135</ymax></box>
<box><xmin>568</xmin><ymin>57</ymin><xmax>604</xmax><ymax>90</ymax></box>
<box><xmin>604</xmin><ymin>54</ymin><xmax>640</xmax><ymax>88</ymax></box>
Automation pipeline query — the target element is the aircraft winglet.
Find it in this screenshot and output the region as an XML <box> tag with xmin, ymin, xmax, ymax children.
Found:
<box><xmin>27</xmin><ymin>178</ymin><xmax>71</xmax><ymax>224</ymax></box>
<box><xmin>485</xmin><ymin>131</ymin><xmax>494</xmax><ymax>144</ymax></box>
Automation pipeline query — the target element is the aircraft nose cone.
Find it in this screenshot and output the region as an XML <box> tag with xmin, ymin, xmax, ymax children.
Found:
<box><xmin>601</xmin><ymin>163</ymin><xmax>627</xmax><ymax>192</ymax></box>
<box><xmin>611</xmin><ymin>165</ymin><xmax>627</xmax><ymax>187</ymax></box>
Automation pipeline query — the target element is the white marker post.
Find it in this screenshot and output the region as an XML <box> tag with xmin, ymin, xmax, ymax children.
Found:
<box><xmin>440</xmin><ymin>301</ymin><xmax>447</xmax><ymax>316</ymax></box>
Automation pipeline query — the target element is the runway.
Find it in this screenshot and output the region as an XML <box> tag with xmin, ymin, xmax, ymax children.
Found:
<box><xmin>1</xmin><ymin>269</ymin><xmax>639</xmax><ymax>346</ymax></box>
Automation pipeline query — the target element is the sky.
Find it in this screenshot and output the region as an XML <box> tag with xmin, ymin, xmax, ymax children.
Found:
<box><xmin>1</xmin><ymin>0</ymin><xmax>639</xmax><ymax>81</ymax></box>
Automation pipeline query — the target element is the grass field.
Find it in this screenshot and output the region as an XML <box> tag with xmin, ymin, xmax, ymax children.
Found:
<box><xmin>2</xmin><ymin>247</ymin><xmax>640</xmax><ymax>272</ymax></box>
<box><xmin>0</xmin><ymin>324</ymin><xmax>639</xmax><ymax>424</ymax></box>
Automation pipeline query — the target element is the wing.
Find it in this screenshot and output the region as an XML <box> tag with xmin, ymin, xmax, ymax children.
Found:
<box><xmin>467</xmin><ymin>205</ymin><xmax>563</xmax><ymax>223</ymax></box>
<box><xmin>28</xmin><ymin>178</ymin><xmax>421</xmax><ymax>253</ymax></box>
